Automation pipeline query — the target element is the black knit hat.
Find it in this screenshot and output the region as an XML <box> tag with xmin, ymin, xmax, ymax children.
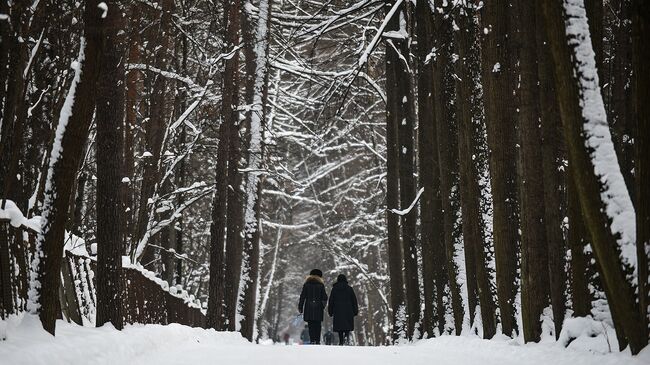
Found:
<box><xmin>309</xmin><ymin>269</ymin><xmax>323</xmax><ymax>277</ymax></box>
<box><xmin>337</xmin><ymin>274</ymin><xmax>347</xmax><ymax>283</ymax></box>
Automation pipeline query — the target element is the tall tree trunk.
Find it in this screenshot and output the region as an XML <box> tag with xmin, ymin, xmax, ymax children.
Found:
<box><xmin>479</xmin><ymin>0</ymin><xmax>520</xmax><ymax>338</ymax></box>
<box><xmin>29</xmin><ymin>0</ymin><xmax>104</xmax><ymax>335</ymax></box>
<box><xmin>206</xmin><ymin>121</ymin><xmax>229</xmax><ymax>330</ymax></box>
<box><xmin>540</xmin><ymin>0</ymin><xmax>647</xmax><ymax>354</ymax></box>
<box><xmin>415</xmin><ymin>0</ymin><xmax>445</xmax><ymax>338</ymax></box>
<box><xmin>240</xmin><ymin>0</ymin><xmax>272</xmax><ymax>341</ymax></box>
<box><xmin>122</xmin><ymin>3</ymin><xmax>141</xmax><ymax>255</ymax></box>
<box><xmin>95</xmin><ymin>0</ymin><xmax>125</xmax><ymax>330</ymax></box>
<box><xmin>536</xmin><ymin>1</ymin><xmax>567</xmax><ymax>338</ymax></box>
<box><xmin>632</xmin><ymin>0</ymin><xmax>650</xmax><ymax>344</ymax></box>
<box><xmin>392</xmin><ymin>3</ymin><xmax>420</xmax><ymax>340</ymax></box>
<box><xmin>221</xmin><ymin>0</ymin><xmax>244</xmax><ymax>332</ymax></box>
<box><xmin>384</xmin><ymin>0</ymin><xmax>406</xmax><ymax>341</ymax></box>
<box><xmin>514</xmin><ymin>0</ymin><xmax>550</xmax><ymax>343</ymax></box>
<box><xmin>433</xmin><ymin>2</ymin><xmax>464</xmax><ymax>335</ymax></box>
<box><xmin>455</xmin><ymin>4</ymin><xmax>497</xmax><ymax>339</ymax></box>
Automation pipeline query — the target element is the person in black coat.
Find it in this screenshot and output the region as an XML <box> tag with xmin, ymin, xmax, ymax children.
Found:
<box><xmin>298</xmin><ymin>269</ymin><xmax>328</xmax><ymax>344</ymax></box>
<box><xmin>327</xmin><ymin>274</ymin><xmax>358</xmax><ymax>345</ymax></box>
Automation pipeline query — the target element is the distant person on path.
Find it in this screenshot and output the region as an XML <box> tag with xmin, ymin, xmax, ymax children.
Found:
<box><xmin>328</xmin><ymin>274</ymin><xmax>358</xmax><ymax>345</ymax></box>
<box><xmin>298</xmin><ymin>269</ymin><xmax>328</xmax><ymax>344</ymax></box>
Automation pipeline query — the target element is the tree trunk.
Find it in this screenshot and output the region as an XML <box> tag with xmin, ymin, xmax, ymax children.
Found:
<box><xmin>223</xmin><ymin>0</ymin><xmax>244</xmax><ymax>332</ymax></box>
<box><xmin>540</xmin><ymin>0</ymin><xmax>647</xmax><ymax>354</ymax></box>
<box><xmin>433</xmin><ymin>2</ymin><xmax>464</xmax><ymax>336</ymax></box>
<box><xmin>122</xmin><ymin>3</ymin><xmax>141</xmax><ymax>255</ymax></box>
<box><xmin>632</xmin><ymin>0</ymin><xmax>650</xmax><ymax>344</ymax></box>
<box><xmin>514</xmin><ymin>0</ymin><xmax>550</xmax><ymax>343</ymax></box>
<box><xmin>29</xmin><ymin>0</ymin><xmax>104</xmax><ymax>335</ymax></box>
<box><xmin>479</xmin><ymin>0</ymin><xmax>520</xmax><ymax>338</ymax></box>
<box><xmin>392</xmin><ymin>3</ymin><xmax>420</xmax><ymax>340</ymax></box>
<box><xmin>240</xmin><ymin>0</ymin><xmax>272</xmax><ymax>341</ymax></box>
<box><xmin>415</xmin><ymin>0</ymin><xmax>445</xmax><ymax>338</ymax></box>
<box><xmin>95</xmin><ymin>0</ymin><xmax>125</xmax><ymax>330</ymax></box>
<box><xmin>455</xmin><ymin>4</ymin><xmax>497</xmax><ymax>339</ymax></box>
<box><xmin>206</xmin><ymin>121</ymin><xmax>229</xmax><ymax>330</ymax></box>
<box><xmin>536</xmin><ymin>1</ymin><xmax>567</xmax><ymax>338</ymax></box>
<box><xmin>567</xmin><ymin>174</ymin><xmax>591</xmax><ymax>317</ymax></box>
<box><xmin>384</xmin><ymin>0</ymin><xmax>406</xmax><ymax>341</ymax></box>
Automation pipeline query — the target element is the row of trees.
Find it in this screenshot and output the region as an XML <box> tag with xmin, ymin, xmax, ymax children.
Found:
<box><xmin>1</xmin><ymin>0</ymin><xmax>648</xmax><ymax>351</ymax></box>
<box><xmin>376</xmin><ymin>0</ymin><xmax>649</xmax><ymax>354</ymax></box>
<box><xmin>0</xmin><ymin>0</ymin><xmax>394</xmax><ymax>345</ymax></box>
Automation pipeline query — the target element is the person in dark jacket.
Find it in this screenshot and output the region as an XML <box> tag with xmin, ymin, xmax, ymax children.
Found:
<box><xmin>298</xmin><ymin>269</ymin><xmax>328</xmax><ymax>344</ymax></box>
<box><xmin>328</xmin><ymin>274</ymin><xmax>358</xmax><ymax>345</ymax></box>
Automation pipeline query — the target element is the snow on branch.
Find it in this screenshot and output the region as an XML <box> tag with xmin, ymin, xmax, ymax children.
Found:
<box><xmin>390</xmin><ymin>187</ymin><xmax>424</xmax><ymax>216</ymax></box>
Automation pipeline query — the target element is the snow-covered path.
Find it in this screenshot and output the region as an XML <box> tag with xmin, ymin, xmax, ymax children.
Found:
<box><xmin>1</xmin><ymin>316</ymin><xmax>647</xmax><ymax>365</ymax></box>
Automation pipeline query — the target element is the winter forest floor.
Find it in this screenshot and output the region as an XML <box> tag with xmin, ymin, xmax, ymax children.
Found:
<box><xmin>2</xmin><ymin>316</ymin><xmax>648</xmax><ymax>365</ymax></box>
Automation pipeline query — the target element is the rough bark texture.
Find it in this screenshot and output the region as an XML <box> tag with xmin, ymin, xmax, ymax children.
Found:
<box><xmin>536</xmin><ymin>3</ymin><xmax>567</xmax><ymax>338</ymax></box>
<box><xmin>32</xmin><ymin>0</ymin><xmax>104</xmax><ymax>335</ymax></box>
<box><xmin>514</xmin><ymin>0</ymin><xmax>550</xmax><ymax>343</ymax></box>
<box><xmin>206</xmin><ymin>120</ymin><xmax>229</xmax><ymax>330</ymax></box>
<box><xmin>632</xmin><ymin>0</ymin><xmax>650</xmax><ymax>344</ymax></box>
<box><xmin>239</xmin><ymin>0</ymin><xmax>272</xmax><ymax>341</ymax></box>
<box><xmin>384</xmin><ymin>0</ymin><xmax>406</xmax><ymax>341</ymax></box>
<box><xmin>223</xmin><ymin>0</ymin><xmax>244</xmax><ymax>332</ymax></box>
<box><xmin>122</xmin><ymin>3</ymin><xmax>141</xmax><ymax>255</ymax></box>
<box><xmin>95</xmin><ymin>0</ymin><xmax>125</xmax><ymax>330</ymax></box>
<box><xmin>454</xmin><ymin>6</ymin><xmax>496</xmax><ymax>339</ymax></box>
<box><xmin>567</xmin><ymin>174</ymin><xmax>591</xmax><ymax>317</ymax></box>
<box><xmin>433</xmin><ymin>3</ymin><xmax>464</xmax><ymax>335</ymax></box>
<box><xmin>207</xmin><ymin>0</ymin><xmax>242</xmax><ymax>332</ymax></box>
<box><xmin>540</xmin><ymin>0</ymin><xmax>647</xmax><ymax>354</ymax></box>
<box><xmin>415</xmin><ymin>0</ymin><xmax>445</xmax><ymax>338</ymax></box>
<box><xmin>393</xmin><ymin>4</ymin><xmax>420</xmax><ymax>340</ymax></box>
<box><xmin>479</xmin><ymin>0</ymin><xmax>520</xmax><ymax>338</ymax></box>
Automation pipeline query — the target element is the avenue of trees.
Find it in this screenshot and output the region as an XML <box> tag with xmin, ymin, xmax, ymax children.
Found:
<box><xmin>0</xmin><ymin>0</ymin><xmax>648</xmax><ymax>354</ymax></box>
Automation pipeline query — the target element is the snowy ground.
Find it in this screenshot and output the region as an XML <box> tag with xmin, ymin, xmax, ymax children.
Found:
<box><xmin>1</xmin><ymin>315</ymin><xmax>648</xmax><ymax>365</ymax></box>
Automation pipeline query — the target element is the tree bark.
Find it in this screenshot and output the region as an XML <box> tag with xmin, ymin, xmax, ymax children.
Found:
<box><xmin>567</xmin><ymin>174</ymin><xmax>591</xmax><ymax>317</ymax></box>
<box><xmin>30</xmin><ymin>0</ymin><xmax>104</xmax><ymax>335</ymax></box>
<box><xmin>536</xmin><ymin>2</ymin><xmax>567</xmax><ymax>338</ymax></box>
<box><xmin>415</xmin><ymin>0</ymin><xmax>445</xmax><ymax>338</ymax></box>
<box><xmin>455</xmin><ymin>4</ymin><xmax>497</xmax><ymax>339</ymax></box>
<box><xmin>240</xmin><ymin>0</ymin><xmax>272</xmax><ymax>341</ymax></box>
<box><xmin>223</xmin><ymin>0</ymin><xmax>244</xmax><ymax>332</ymax></box>
<box><xmin>433</xmin><ymin>2</ymin><xmax>464</xmax><ymax>336</ymax></box>
<box><xmin>95</xmin><ymin>0</ymin><xmax>125</xmax><ymax>330</ymax></box>
<box><xmin>479</xmin><ymin>0</ymin><xmax>520</xmax><ymax>338</ymax></box>
<box><xmin>513</xmin><ymin>0</ymin><xmax>550</xmax><ymax>343</ymax></box>
<box><xmin>540</xmin><ymin>0</ymin><xmax>647</xmax><ymax>353</ymax></box>
<box><xmin>632</xmin><ymin>0</ymin><xmax>650</xmax><ymax>344</ymax></box>
<box><xmin>392</xmin><ymin>3</ymin><xmax>420</xmax><ymax>340</ymax></box>
<box><xmin>384</xmin><ymin>0</ymin><xmax>406</xmax><ymax>341</ymax></box>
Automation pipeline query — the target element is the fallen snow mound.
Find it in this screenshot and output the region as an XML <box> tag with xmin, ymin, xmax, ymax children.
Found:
<box><xmin>0</xmin><ymin>315</ymin><xmax>248</xmax><ymax>365</ymax></box>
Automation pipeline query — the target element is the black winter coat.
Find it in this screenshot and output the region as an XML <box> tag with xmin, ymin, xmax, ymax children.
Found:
<box><xmin>298</xmin><ymin>275</ymin><xmax>328</xmax><ymax>321</ymax></box>
<box><xmin>327</xmin><ymin>280</ymin><xmax>358</xmax><ymax>331</ymax></box>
